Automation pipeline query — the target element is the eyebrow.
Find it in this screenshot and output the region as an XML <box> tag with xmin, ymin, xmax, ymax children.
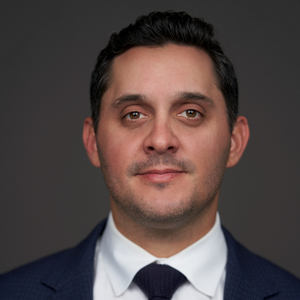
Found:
<box><xmin>112</xmin><ymin>94</ymin><xmax>147</xmax><ymax>107</ymax></box>
<box><xmin>111</xmin><ymin>91</ymin><xmax>214</xmax><ymax>108</ymax></box>
<box><xmin>176</xmin><ymin>92</ymin><xmax>214</xmax><ymax>106</ymax></box>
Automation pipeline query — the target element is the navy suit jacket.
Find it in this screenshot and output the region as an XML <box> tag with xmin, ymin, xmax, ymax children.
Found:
<box><xmin>1</xmin><ymin>219</ymin><xmax>300</xmax><ymax>299</ymax></box>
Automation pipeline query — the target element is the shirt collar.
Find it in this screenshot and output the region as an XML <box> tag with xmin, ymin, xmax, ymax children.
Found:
<box><xmin>100</xmin><ymin>212</ymin><xmax>227</xmax><ymax>297</ymax></box>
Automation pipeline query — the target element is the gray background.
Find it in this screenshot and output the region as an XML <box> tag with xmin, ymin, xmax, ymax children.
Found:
<box><xmin>1</xmin><ymin>0</ymin><xmax>300</xmax><ymax>278</ymax></box>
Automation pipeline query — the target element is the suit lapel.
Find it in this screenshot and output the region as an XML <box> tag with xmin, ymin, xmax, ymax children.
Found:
<box><xmin>48</xmin><ymin>263</ymin><xmax>94</xmax><ymax>300</ymax></box>
<box><xmin>36</xmin><ymin>220</ymin><xmax>281</xmax><ymax>299</ymax></box>
<box><xmin>224</xmin><ymin>259</ymin><xmax>263</xmax><ymax>300</ymax></box>
<box><xmin>223</xmin><ymin>227</ymin><xmax>279</xmax><ymax>299</ymax></box>
<box><xmin>41</xmin><ymin>219</ymin><xmax>107</xmax><ymax>300</ymax></box>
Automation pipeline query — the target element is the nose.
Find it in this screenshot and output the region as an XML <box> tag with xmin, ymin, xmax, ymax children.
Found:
<box><xmin>142</xmin><ymin>118</ymin><xmax>179</xmax><ymax>154</ymax></box>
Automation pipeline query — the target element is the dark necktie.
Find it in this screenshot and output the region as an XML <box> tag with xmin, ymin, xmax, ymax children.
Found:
<box><xmin>133</xmin><ymin>263</ymin><xmax>187</xmax><ymax>300</ymax></box>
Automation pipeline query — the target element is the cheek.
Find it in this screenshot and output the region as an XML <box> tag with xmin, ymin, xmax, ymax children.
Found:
<box><xmin>185</xmin><ymin>129</ymin><xmax>230</xmax><ymax>168</ymax></box>
<box><xmin>98</xmin><ymin>126</ymin><xmax>142</xmax><ymax>172</ymax></box>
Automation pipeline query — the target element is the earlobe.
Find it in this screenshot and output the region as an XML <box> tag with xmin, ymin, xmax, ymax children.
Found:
<box><xmin>226</xmin><ymin>116</ymin><xmax>250</xmax><ymax>168</ymax></box>
<box><xmin>82</xmin><ymin>117</ymin><xmax>101</xmax><ymax>167</ymax></box>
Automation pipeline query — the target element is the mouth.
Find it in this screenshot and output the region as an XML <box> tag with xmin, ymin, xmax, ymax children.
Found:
<box><xmin>136</xmin><ymin>168</ymin><xmax>186</xmax><ymax>183</ymax></box>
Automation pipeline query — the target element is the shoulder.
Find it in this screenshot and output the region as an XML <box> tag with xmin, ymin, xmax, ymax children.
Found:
<box><xmin>0</xmin><ymin>219</ymin><xmax>107</xmax><ymax>300</ymax></box>
<box><xmin>223</xmin><ymin>227</ymin><xmax>300</xmax><ymax>299</ymax></box>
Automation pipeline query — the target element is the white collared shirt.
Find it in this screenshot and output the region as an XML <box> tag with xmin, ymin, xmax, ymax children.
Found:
<box><xmin>93</xmin><ymin>212</ymin><xmax>227</xmax><ymax>299</ymax></box>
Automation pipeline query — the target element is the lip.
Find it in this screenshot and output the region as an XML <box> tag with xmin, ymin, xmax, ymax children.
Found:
<box><xmin>136</xmin><ymin>169</ymin><xmax>186</xmax><ymax>183</ymax></box>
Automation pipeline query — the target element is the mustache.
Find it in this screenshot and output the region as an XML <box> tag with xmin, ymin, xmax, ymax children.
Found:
<box><xmin>127</xmin><ymin>154</ymin><xmax>197</xmax><ymax>175</ymax></box>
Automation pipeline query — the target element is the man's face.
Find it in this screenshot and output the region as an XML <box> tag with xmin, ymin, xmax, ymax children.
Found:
<box><xmin>93</xmin><ymin>44</ymin><xmax>233</xmax><ymax>229</ymax></box>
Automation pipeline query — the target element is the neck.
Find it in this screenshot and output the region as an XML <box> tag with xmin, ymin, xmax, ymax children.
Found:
<box><xmin>111</xmin><ymin>201</ymin><xmax>218</xmax><ymax>258</ymax></box>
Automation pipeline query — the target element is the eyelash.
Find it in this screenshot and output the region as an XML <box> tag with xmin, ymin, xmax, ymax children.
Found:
<box><xmin>124</xmin><ymin>111</ymin><xmax>147</xmax><ymax>120</ymax></box>
<box><xmin>178</xmin><ymin>109</ymin><xmax>201</xmax><ymax>119</ymax></box>
<box><xmin>124</xmin><ymin>109</ymin><xmax>202</xmax><ymax>121</ymax></box>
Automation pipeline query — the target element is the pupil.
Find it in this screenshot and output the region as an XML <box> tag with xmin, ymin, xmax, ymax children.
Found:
<box><xmin>131</xmin><ymin>112</ymin><xmax>139</xmax><ymax>119</ymax></box>
<box><xmin>187</xmin><ymin>110</ymin><xmax>196</xmax><ymax>117</ymax></box>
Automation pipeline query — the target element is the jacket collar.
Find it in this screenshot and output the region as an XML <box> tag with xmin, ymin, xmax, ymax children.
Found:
<box><xmin>222</xmin><ymin>227</ymin><xmax>279</xmax><ymax>299</ymax></box>
<box><xmin>41</xmin><ymin>219</ymin><xmax>107</xmax><ymax>300</ymax></box>
<box><xmin>40</xmin><ymin>220</ymin><xmax>279</xmax><ymax>300</ymax></box>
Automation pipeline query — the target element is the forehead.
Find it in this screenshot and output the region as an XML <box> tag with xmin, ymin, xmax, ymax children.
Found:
<box><xmin>103</xmin><ymin>44</ymin><xmax>223</xmax><ymax>107</ymax></box>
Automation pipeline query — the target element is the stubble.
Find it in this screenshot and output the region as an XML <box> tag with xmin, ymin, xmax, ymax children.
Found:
<box><xmin>98</xmin><ymin>150</ymin><xmax>229</xmax><ymax>231</ymax></box>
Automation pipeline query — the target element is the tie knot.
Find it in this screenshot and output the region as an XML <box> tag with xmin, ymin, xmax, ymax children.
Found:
<box><xmin>133</xmin><ymin>263</ymin><xmax>187</xmax><ymax>300</ymax></box>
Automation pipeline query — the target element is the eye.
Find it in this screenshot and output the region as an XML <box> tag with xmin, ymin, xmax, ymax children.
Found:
<box><xmin>125</xmin><ymin>111</ymin><xmax>147</xmax><ymax>120</ymax></box>
<box><xmin>178</xmin><ymin>109</ymin><xmax>200</xmax><ymax>118</ymax></box>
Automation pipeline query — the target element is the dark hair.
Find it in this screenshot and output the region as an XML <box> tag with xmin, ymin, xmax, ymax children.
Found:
<box><xmin>90</xmin><ymin>11</ymin><xmax>238</xmax><ymax>132</ymax></box>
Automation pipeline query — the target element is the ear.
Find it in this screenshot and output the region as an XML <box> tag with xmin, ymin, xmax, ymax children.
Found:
<box><xmin>226</xmin><ymin>116</ymin><xmax>250</xmax><ymax>168</ymax></box>
<box><xmin>82</xmin><ymin>117</ymin><xmax>101</xmax><ymax>167</ymax></box>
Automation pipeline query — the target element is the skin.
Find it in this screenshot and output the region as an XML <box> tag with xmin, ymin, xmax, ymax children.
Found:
<box><xmin>83</xmin><ymin>44</ymin><xmax>249</xmax><ymax>257</ymax></box>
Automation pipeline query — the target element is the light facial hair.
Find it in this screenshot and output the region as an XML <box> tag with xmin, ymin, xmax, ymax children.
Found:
<box><xmin>98</xmin><ymin>150</ymin><xmax>229</xmax><ymax>231</ymax></box>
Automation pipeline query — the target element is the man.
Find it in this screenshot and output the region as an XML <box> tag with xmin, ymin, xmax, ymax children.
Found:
<box><xmin>1</xmin><ymin>11</ymin><xmax>300</xmax><ymax>300</ymax></box>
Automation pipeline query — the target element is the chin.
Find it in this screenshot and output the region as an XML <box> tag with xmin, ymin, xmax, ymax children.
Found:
<box><xmin>114</xmin><ymin>191</ymin><xmax>214</xmax><ymax>231</ymax></box>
